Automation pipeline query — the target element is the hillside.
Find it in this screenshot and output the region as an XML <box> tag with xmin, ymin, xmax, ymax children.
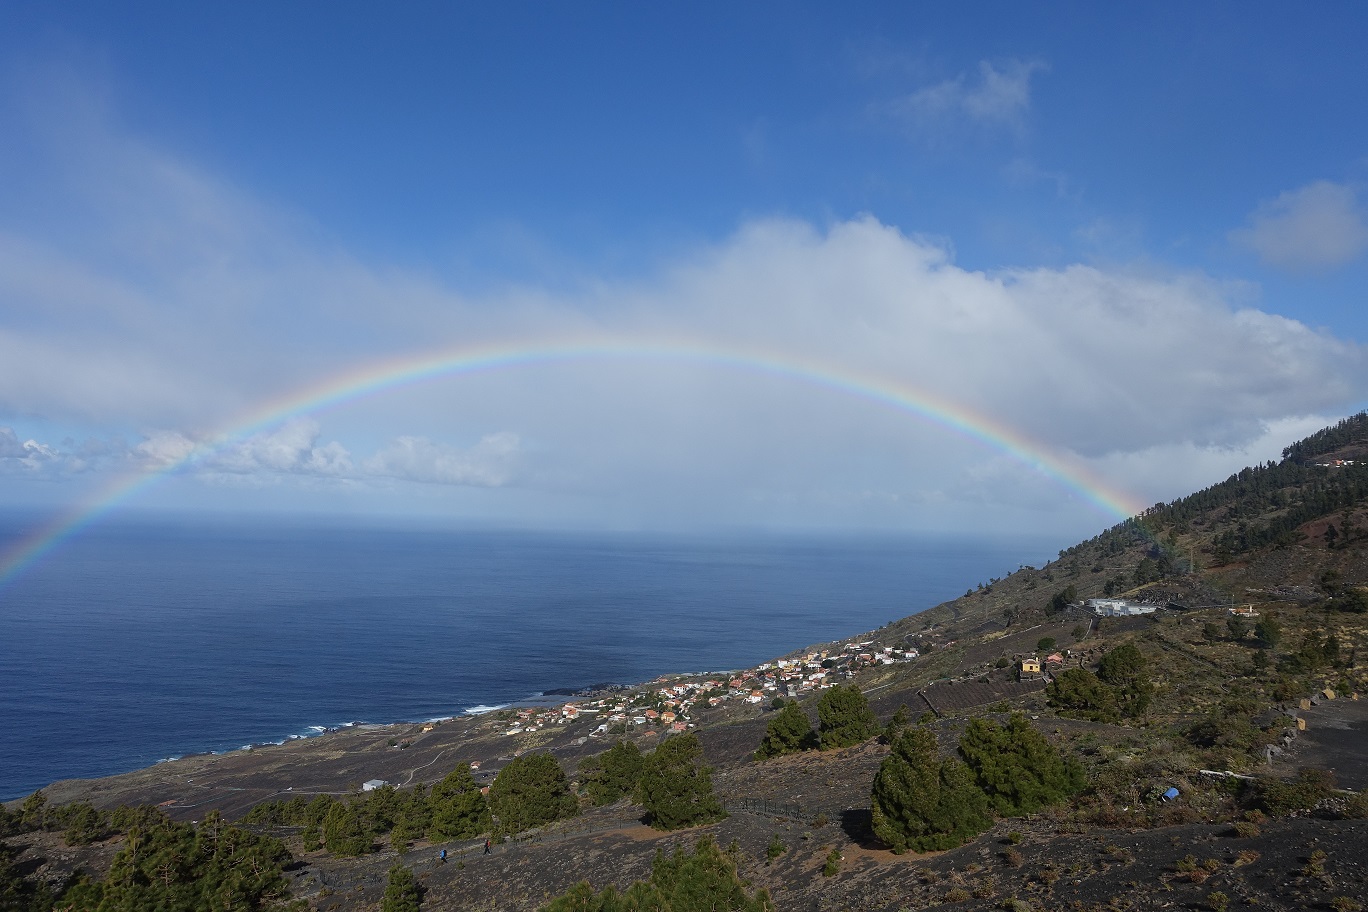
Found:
<box><xmin>5</xmin><ymin>415</ymin><xmax>1368</xmax><ymax>912</ymax></box>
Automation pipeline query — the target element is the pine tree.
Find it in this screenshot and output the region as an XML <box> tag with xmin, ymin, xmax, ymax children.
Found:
<box><xmin>541</xmin><ymin>835</ymin><xmax>773</xmax><ymax>911</ymax></box>
<box><xmin>816</xmin><ymin>684</ymin><xmax>879</xmax><ymax>750</ymax></box>
<box><xmin>636</xmin><ymin>733</ymin><xmax>727</xmax><ymax>831</ymax></box>
<box><xmin>754</xmin><ymin>700</ymin><xmax>817</xmax><ymax>759</ymax></box>
<box><xmin>62</xmin><ymin>802</ymin><xmax>108</xmax><ymax>846</ymax></box>
<box><xmin>65</xmin><ymin>814</ymin><xmax>294</xmax><ymax>911</ymax></box>
<box><xmin>428</xmin><ymin>765</ymin><xmax>491</xmax><ymax>840</ymax></box>
<box><xmin>19</xmin><ymin>791</ymin><xmax>46</xmax><ymax>830</ymax></box>
<box><xmin>322</xmin><ymin>801</ymin><xmax>371</xmax><ymax>856</ymax></box>
<box><xmin>870</xmin><ymin>726</ymin><xmax>991</xmax><ymax>853</ymax></box>
<box><xmin>579</xmin><ymin>740</ymin><xmax>646</xmax><ymax>806</ymax></box>
<box><xmin>1047</xmin><ymin>667</ymin><xmax>1120</xmax><ymax>722</ymax></box>
<box><xmin>1097</xmin><ymin>642</ymin><xmax>1154</xmax><ymax>717</ymax></box>
<box><xmin>382</xmin><ymin>863</ymin><xmax>423</xmax><ymax>912</ymax></box>
<box><xmin>489</xmin><ymin>752</ymin><xmax>578</xmax><ymax>835</ymax></box>
<box><xmin>957</xmin><ymin>714</ymin><xmax>1084</xmax><ymax>816</ymax></box>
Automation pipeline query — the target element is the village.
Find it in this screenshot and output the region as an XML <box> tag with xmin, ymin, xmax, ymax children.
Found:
<box><xmin>492</xmin><ymin>640</ymin><xmax>921</xmax><ymax>741</ymax></box>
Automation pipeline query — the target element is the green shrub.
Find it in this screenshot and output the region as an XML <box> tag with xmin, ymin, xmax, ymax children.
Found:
<box><xmin>1256</xmin><ymin>767</ymin><xmax>1335</xmax><ymax>816</ymax></box>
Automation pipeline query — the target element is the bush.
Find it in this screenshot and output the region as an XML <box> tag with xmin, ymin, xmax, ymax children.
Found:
<box><xmin>822</xmin><ymin>848</ymin><xmax>842</xmax><ymax>877</ymax></box>
<box><xmin>636</xmin><ymin>733</ymin><xmax>727</xmax><ymax>831</ymax></box>
<box><xmin>765</xmin><ymin>834</ymin><xmax>785</xmax><ymax>862</ymax></box>
<box><xmin>871</xmin><ymin>726</ymin><xmax>992</xmax><ymax>853</ymax></box>
<box><xmin>755</xmin><ymin>700</ymin><xmax>817</xmax><ymax>759</ymax></box>
<box><xmin>1256</xmin><ymin>767</ymin><xmax>1335</xmax><ymax>816</ymax></box>
<box><xmin>816</xmin><ymin>684</ymin><xmax>879</xmax><ymax>750</ymax></box>
<box><xmin>489</xmin><ymin>753</ymin><xmax>577</xmax><ymax>835</ymax></box>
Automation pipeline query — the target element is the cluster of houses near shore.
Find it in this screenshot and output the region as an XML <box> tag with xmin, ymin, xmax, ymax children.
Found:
<box><xmin>498</xmin><ymin>641</ymin><xmax>919</xmax><ymax>739</ymax></box>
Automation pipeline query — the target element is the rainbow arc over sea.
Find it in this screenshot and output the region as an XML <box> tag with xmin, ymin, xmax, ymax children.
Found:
<box><xmin>0</xmin><ymin>337</ymin><xmax>1147</xmax><ymax>587</ymax></box>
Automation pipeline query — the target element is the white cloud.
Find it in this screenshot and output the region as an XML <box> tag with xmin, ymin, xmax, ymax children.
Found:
<box><xmin>1231</xmin><ymin>180</ymin><xmax>1368</xmax><ymax>272</ymax></box>
<box><xmin>0</xmin><ymin>427</ymin><xmax>80</xmax><ymax>474</ymax></box>
<box><xmin>206</xmin><ymin>419</ymin><xmax>353</xmax><ymax>477</ymax></box>
<box><xmin>135</xmin><ymin>430</ymin><xmax>198</xmax><ymax>467</ymax></box>
<box><xmin>892</xmin><ymin>59</ymin><xmax>1046</xmax><ymax>132</ymax></box>
<box><xmin>117</xmin><ymin>421</ymin><xmax>519</xmax><ymax>490</ymax></box>
<box><xmin>364</xmin><ymin>432</ymin><xmax>520</xmax><ymax>487</ymax></box>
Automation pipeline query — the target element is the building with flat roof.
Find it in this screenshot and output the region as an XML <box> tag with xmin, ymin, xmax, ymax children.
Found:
<box><xmin>1086</xmin><ymin>598</ymin><xmax>1157</xmax><ymax>617</ymax></box>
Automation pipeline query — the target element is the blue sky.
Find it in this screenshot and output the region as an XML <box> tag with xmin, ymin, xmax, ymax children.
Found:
<box><xmin>1</xmin><ymin>2</ymin><xmax>1367</xmax><ymax>539</ymax></box>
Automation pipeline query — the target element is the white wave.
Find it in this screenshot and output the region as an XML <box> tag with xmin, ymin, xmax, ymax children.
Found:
<box><xmin>463</xmin><ymin>703</ymin><xmax>510</xmax><ymax>715</ymax></box>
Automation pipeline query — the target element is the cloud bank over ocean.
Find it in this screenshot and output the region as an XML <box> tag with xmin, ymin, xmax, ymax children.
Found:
<box><xmin>3</xmin><ymin>11</ymin><xmax>1367</xmax><ymax>536</ymax></box>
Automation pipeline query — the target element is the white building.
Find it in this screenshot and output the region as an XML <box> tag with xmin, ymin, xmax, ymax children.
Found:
<box><xmin>1086</xmin><ymin>598</ymin><xmax>1157</xmax><ymax>617</ymax></box>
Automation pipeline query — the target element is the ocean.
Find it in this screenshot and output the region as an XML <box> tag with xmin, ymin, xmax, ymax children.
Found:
<box><xmin>0</xmin><ymin>516</ymin><xmax>1059</xmax><ymax>801</ymax></box>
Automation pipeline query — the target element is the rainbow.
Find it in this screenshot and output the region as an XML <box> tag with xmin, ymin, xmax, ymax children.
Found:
<box><xmin>0</xmin><ymin>337</ymin><xmax>1147</xmax><ymax>588</ymax></box>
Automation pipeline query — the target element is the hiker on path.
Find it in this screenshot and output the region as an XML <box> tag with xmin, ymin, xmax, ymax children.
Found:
<box><xmin>483</xmin><ymin>838</ymin><xmax>492</xmax><ymax>855</ymax></box>
<box><xmin>439</xmin><ymin>849</ymin><xmax>447</xmax><ymax>863</ymax></box>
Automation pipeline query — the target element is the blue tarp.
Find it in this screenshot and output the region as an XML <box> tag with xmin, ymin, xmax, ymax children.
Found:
<box><xmin>1162</xmin><ymin>787</ymin><xmax>1180</xmax><ymax>801</ymax></box>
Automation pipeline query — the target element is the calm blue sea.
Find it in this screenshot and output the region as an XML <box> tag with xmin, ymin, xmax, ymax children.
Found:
<box><xmin>0</xmin><ymin>515</ymin><xmax>1058</xmax><ymax>801</ymax></box>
